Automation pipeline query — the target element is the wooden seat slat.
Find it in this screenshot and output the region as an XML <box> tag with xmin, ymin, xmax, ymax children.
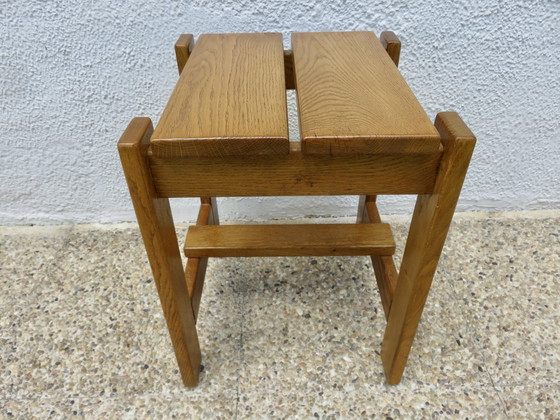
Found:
<box><xmin>292</xmin><ymin>31</ymin><xmax>441</xmax><ymax>155</ymax></box>
<box><xmin>151</xmin><ymin>33</ymin><xmax>289</xmax><ymax>157</ymax></box>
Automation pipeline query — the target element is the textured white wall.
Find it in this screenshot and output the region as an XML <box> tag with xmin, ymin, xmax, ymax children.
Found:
<box><xmin>1</xmin><ymin>0</ymin><xmax>559</xmax><ymax>225</ymax></box>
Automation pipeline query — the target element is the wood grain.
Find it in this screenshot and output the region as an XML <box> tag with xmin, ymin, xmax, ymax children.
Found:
<box><xmin>357</xmin><ymin>32</ymin><xmax>401</xmax><ymax>315</ymax></box>
<box><xmin>174</xmin><ymin>34</ymin><xmax>194</xmax><ymax>74</ymax></box>
<box><xmin>152</xmin><ymin>33</ymin><xmax>289</xmax><ymax>157</ymax></box>
<box><xmin>148</xmin><ymin>151</ymin><xmax>441</xmax><ymax>197</ymax></box>
<box><xmin>184</xmin><ymin>223</ymin><xmax>395</xmax><ymax>258</ymax></box>
<box><xmin>358</xmin><ymin>195</ymin><xmax>398</xmax><ymax>319</ymax></box>
<box><xmin>381</xmin><ymin>112</ymin><xmax>476</xmax><ymax>384</ymax></box>
<box><xmin>118</xmin><ymin>117</ymin><xmax>201</xmax><ymax>387</ymax></box>
<box><xmin>291</xmin><ymin>31</ymin><xmax>440</xmax><ymax>155</ymax></box>
<box><xmin>185</xmin><ymin>197</ymin><xmax>218</xmax><ymax>322</ymax></box>
<box><xmin>356</xmin><ymin>29</ymin><xmax>404</xmax><ymax>318</ymax></box>
<box><xmin>380</xmin><ymin>31</ymin><xmax>401</xmax><ymax>66</ymax></box>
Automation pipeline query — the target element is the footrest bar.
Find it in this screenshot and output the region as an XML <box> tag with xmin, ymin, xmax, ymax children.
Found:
<box><xmin>184</xmin><ymin>223</ymin><xmax>395</xmax><ymax>258</ymax></box>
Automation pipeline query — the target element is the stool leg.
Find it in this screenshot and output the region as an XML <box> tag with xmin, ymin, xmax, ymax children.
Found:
<box><xmin>379</xmin><ymin>31</ymin><xmax>401</xmax><ymax>67</ymax></box>
<box><xmin>381</xmin><ymin>112</ymin><xmax>476</xmax><ymax>384</ymax></box>
<box><xmin>174</xmin><ymin>34</ymin><xmax>195</xmax><ymax>75</ymax></box>
<box><xmin>118</xmin><ymin>117</ymin><xmax>201</xmax><ymax>387</ymax></box>
<box><xmin>356</xmin><ymin>194</ymin><xmax>371</xmax><ymax>224</ymax></box>
<box><xmin>186</xmin><ymin>197</ymin><xmax>219</xmax><ymax>321</ymax></box>
<box><xmin>357</xmin><ymin>195</ymin><xmax>398</xmax><ymax>319</ymax></box>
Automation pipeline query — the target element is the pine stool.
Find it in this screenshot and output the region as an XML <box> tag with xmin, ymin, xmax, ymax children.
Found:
<box><xmin>118</xmin><ymin>31</ymin><xmax>476</xmax><ymax>387</ymax></box>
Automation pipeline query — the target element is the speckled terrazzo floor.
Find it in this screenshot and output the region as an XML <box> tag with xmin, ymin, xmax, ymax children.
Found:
<box><xmin>1</xmin><ymin>212</ymin><xmax>559</xmax><ymax>419</ymax></box>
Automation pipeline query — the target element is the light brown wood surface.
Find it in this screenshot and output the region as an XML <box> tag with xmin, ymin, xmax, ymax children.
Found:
<box><xmin>184</xmin><ymin>224</ymin><xmax>395</xmax><ymax>258</ymax></box>
<box><xmin>355</xmin><ymin>31</ymin><xmax>401</xmax><ymax>318</ymax></box>
<box><xmin>357</xmin><ymin>195</ymin><xmax>398</xmax><ymax>319</ymax></box>
<box><xmin>152</xmin><ymin>33</ymin><xmax>289</xmax><ymax>157</ymax></box>
<box><xmin>119</xmin><ymin>31</ymin><xmax>477</xmax><ymax>387</ymax></box>
<box><xmin>174</xmin><ymin>34</ymin><xmax>194</xmax><ymax>74</ymax></box>
<box><xmin>185</xmin><ymin>197</ymin><xmax>218</xmax><ymax>322</ymax></box>
<box><xmin>149</xmin><ymin>151</ymin><xmax>441</xmax><ymax>197</ymax></box>
<box><xmin>379</xmin><ymin>31</ymin><xmax>401</xmax><ymax>66</ymax></box>
<box><xmin>381</xmin><ymin>112</ymin><xmax>476</xmax><ymax>384</ymax></box>
<box><xmin>118</xmin><ymin>117</ymin><xmax>201</xmax><ymax>387</ymax></box>
<box><xmin>291</xmin><ymin>31</ymin><xmax>440</xmax><ymax>155</ymax></box>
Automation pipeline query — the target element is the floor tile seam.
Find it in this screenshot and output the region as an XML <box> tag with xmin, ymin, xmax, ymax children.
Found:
<box><xmin>480</xmin><ymin>355</ymin><xmax>510</xmax><ymax>417</ymax></box>
<box><xmin>417</xmin><ymin>271</ymin><xmax>481</xmax><ymax>363</ymax></box>
<box><xmin>0</xmin><ymin>390</ymin><xmax>238</xmax><ymax>404</ymax></box>
<box><xmin>464</xmin><ymin>323</ymin><xmax>560</xmax><ymax>396</ymax></box>
<box><xmin>493</xmin><ymin>380</ymin><xmax>560</xmax><ymax>387</ymax></box>
<box><xmin>444</xmin><ymin>266</ymin><xmax>499</xmax><ymax>384</ymax></box>
<box><xmin>466</xmin><ymin>298</ymin><xmax>560</xmax><ymax>374</ymax></box>
<box><xmin>7</xmin><ymin>376</ymin><xmax>550</xmax><ymax>403</ymax></box>
<box><xmin>444</xmin><ymin>282</ymin><xmax>511</xmax><ymax>415</ymax></box>
<box><xmin>39</xmin><ymin>224</ymin><xmax>78</xmax><ymax>279</ymax></box>
<box><xmin>4</xmin><ymin>225</ymin><xmax>79</xmax><ymax>319</ymax></box>
<box><xmin>234</xmin><ymin>275</ymin><xmax>248</xmax><ymax>420</ymax></box>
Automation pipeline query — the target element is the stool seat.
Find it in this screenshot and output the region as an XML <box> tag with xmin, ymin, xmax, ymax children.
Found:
<box><xmin>152</xmin><ymin>31</ymin><xmax>441</xmax><ymax>158</ymax></box>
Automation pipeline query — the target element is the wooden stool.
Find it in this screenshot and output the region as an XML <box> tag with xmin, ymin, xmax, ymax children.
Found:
<box><xmin>118</xmin><ymin>31</ymin><xmax>476</xmax><ymax>387</ymax></box>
